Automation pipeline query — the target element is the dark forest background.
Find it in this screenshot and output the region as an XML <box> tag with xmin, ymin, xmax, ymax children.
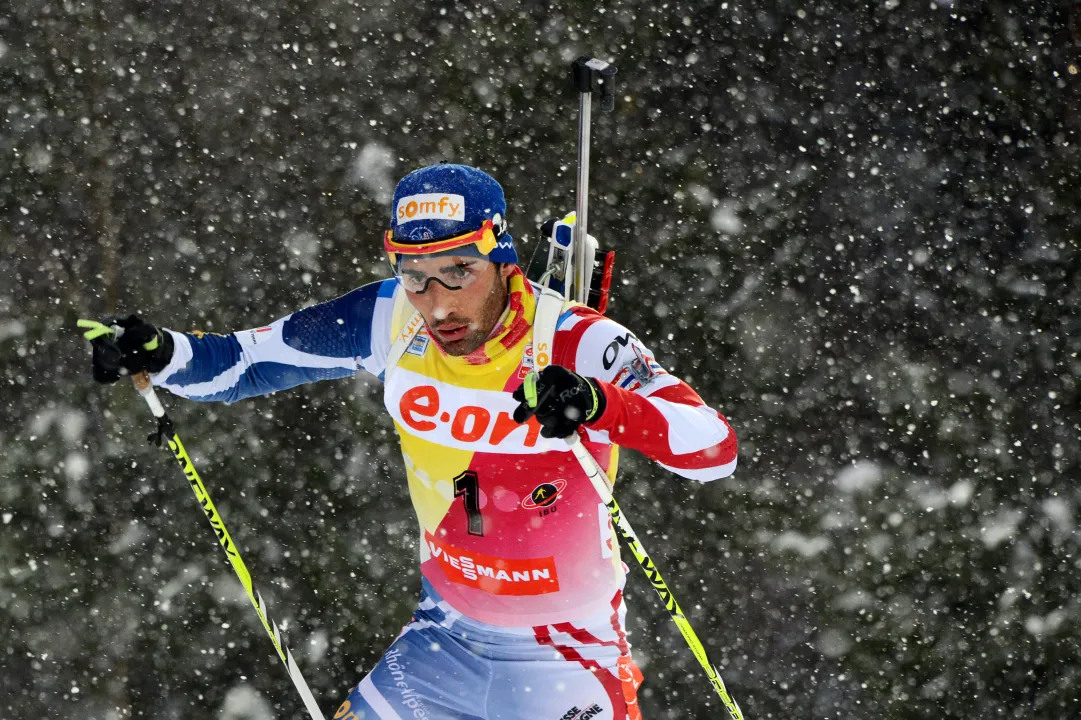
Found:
<box><xmin>3</xmin><ymin>1</ymin><xmax>1081</xmax><ymax>717</ymax></box>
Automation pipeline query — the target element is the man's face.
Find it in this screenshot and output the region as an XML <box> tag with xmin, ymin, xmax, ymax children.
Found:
<box><xmin>401</xmin><ymin>255</ymin><xmax>515</xmax><ymax>356</ymax></box>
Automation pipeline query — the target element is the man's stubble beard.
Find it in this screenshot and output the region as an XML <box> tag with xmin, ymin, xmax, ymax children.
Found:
<box><xmin>441</xmin><ymin>271</ymin><xmax>510</xmax><ymax>357</ymax></box>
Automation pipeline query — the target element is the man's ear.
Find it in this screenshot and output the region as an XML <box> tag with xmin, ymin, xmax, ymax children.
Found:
<box><xmin>499</xmin><ymin>263</ymin><xmax>515</xmax><ymax>279</ymax></box>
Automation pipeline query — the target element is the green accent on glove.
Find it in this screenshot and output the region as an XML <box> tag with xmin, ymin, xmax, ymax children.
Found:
<box><xmin>524</xmin><ymin>372</ymin><xmax>539</xmax><ymax>408</ymax></box>
<box><xmin>142</xmin><ymin>335</ymin><xmax>160</xmax><ymax>352</ymax></box>
<box><xmin>587</xmin><ymin>380</ymin><xmax>601</xmax><ymax>421</ymax></box>
<box><xmin>78</xmin><ymin>319</ymin><xmax>114</xmax><ymax>341</ymax></box>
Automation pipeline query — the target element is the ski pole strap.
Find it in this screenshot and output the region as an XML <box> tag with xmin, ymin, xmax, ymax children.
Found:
<box><xmin>130</xmin><ymin>375</ymin><xmax>325</xmax><ymax>720</ymax></box>
<box><xmin>78</xmin><ymin>319</ymin><xmax>114</xmax><ymax>341</ymax></box>
<box><xmin>523</xmin><ymin>372</ymin><xmax>539</xmax><ymax>408</ymax></box>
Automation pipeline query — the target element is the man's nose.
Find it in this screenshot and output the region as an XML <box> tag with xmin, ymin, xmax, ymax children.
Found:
<box><xmin>426</xmin><ymin>281</ymin><xmax>460</xmax><ymax>313</ymax></box>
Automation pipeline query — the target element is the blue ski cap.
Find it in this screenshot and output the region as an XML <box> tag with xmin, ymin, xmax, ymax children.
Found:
<box><xmin>388</xmin><ymin>164</ymin><xmax>517</xmax><ymax>264</ymax></box>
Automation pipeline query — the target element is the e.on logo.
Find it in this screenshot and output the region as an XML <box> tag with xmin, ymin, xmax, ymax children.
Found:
<box><xmin>396</xmin><ymin>193</ymin><xmax>466</xmax><ymax>224</ymax></box>
<box><xmin>399</xmin><ymin>385</ymin><xmax>542</xmax><ymax>448</ymax></box>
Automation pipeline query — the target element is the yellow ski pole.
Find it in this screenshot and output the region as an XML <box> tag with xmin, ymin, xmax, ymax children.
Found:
<box><xmin>130</xmin><ymin>370</ymin><xmax>325</xmax><ymax>720</ymax></box>
<box><xmin>80</xmin><ymin>316</ymin><xmax>324</xmax><ymax>719</ymax></box>
<box><xmin>520</xmin><ymin>369</ymin><xmax>744</xmax><ymax>719</ymax></box>
<box><xmin>565</xmin><ymin>435</ymin><xmax>744</xmax><ymax>719</ymax></box>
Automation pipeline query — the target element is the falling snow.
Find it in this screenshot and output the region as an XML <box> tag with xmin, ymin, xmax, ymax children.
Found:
<box><xmin>2</xmin><ymin>2</ymin><xmax>1080</xmax><ymax>719</ymax></box>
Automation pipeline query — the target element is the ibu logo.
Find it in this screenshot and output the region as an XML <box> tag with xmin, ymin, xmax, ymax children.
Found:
<box><xmin>522</xmin><ymin>479</ymin><xmax>567</xmax><ymax>517</ymax></box>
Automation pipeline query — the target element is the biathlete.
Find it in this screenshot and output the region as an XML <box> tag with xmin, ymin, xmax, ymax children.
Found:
<box><xmin>85</xmin><ymin>164</ymin><xmax>738</xmax><ymax>719</ymax></box>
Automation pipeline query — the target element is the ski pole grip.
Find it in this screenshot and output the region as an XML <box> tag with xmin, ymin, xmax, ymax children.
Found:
<box><xmin>131</xmin><ymin>371</ymin><xmax>167</xmax><ymax>419</ymax></box>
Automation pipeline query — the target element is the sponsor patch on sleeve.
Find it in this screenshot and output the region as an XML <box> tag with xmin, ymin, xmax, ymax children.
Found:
<box><xmin>236</xmin><ymin>326</ymin><xmax>275</xmax><ymax>347</ymax></box>
<box><xmin>613</xmin><ymin>366</ymin><xmax>643</xmax><ymax>392</ymax></box>
<box><xmin>629</xmin><ymin>342</ymin><xmax>656</xmax><ymax>384</ymax></box>
<box><xmin>613</xmin><ymin>341</ymin><xmax>664</xmax><ymax>391</ymax></box>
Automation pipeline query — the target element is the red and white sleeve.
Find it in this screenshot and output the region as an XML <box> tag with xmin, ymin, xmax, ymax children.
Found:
<box><xmin>553</xmin><ymin>306</ymin><xmax>738</xmax><ymax>482</ymax></box>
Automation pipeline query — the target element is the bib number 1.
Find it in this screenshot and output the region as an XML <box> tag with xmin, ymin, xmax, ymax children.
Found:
<box><xmin>453</xmin><ymin>471</ymin><xmax>484</xmax><ymax>536</ymax></box>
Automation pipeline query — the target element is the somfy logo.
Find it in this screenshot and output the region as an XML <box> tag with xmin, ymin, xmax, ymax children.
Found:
<box><xmin>396</xmin><ymin>193</ymin><xmax>465</xmax><ymax>223</ymax></box>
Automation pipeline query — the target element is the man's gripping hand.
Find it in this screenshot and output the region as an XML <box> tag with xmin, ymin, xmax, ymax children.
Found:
<box><xmin>78</xmin><ymin>315</ymin><xmax>174</xmax><ymax>384</ymax></box>
<box><xmin>512</xmin><ymin>366</ymin><xmax>607</xmax><ymax>439</ymax></box>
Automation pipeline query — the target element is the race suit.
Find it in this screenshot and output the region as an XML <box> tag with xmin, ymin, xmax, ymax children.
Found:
<box><xmin>149</xmin><ymin>267</ymin><xmax>738</xmax><ymax>720</ymax></box>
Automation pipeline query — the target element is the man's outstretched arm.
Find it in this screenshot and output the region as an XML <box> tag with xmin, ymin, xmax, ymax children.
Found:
<box><xmin>151</xmin><ymin>279</ymin><xmax>398</xmax><ymax>403</ymax></box>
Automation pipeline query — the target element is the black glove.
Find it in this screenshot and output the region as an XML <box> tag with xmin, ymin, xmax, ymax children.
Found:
<box><xmin>512</xmin><ymin>365</ymin><xmax>607</xmax><ymax>439</ymax></box>
<box><xmin>79</xmin><ymin>315</ymin><xmax>174</xmax><ymax>384</ymax></box>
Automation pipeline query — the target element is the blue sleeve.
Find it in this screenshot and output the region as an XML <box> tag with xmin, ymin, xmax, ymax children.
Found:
<box><xmin>151</xmin><ymin>279</ymin><xmax>398</xmax><ymax>403</ymax></box>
